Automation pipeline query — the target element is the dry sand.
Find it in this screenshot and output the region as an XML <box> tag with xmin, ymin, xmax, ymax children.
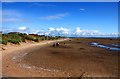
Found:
<box><xmin>1</xmin><ymin>38</ymin><xmax>119</xmax><ymax>77</ymax></box>
<box><xmin>2</xmin><ymin>38</ymin><xmax>69</xmax><ymax>77</ymax></box>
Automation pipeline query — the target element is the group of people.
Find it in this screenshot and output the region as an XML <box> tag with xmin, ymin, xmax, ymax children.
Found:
<box><xmin>52</xmin><ymin>43</ymin><xmax>60</xmax><ymax>47</ymax></box>
<box><xmin>52</xmin><ymin>42</ymin><xmax>66</xmax><ymax>47</ymax></box>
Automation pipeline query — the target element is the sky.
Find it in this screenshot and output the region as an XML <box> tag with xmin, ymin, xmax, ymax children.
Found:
<box><xmin>1</xmin><ymin>2</ymin><xmax>119</xmax><ymax>37</ymax></box>
<box><xmin>1</xmin><ymin>0</ymin><xmax>119</xmax><ymax>2</ymax></box>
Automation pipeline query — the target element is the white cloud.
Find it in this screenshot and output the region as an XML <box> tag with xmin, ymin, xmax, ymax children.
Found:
<box><xmin>2</xmin><ymin>26</ymin><xmax>29</xmax><ymax>34</ymax></box>
<box><xmin>30</xmin><ymin>30</ymin><xmax>45</xmax><ymax>35</ymax></box>
<box><xmin>47</xmin><ymin>27</ymin><xmax>70</xmax><ymax>36</ymax></box>
<box><xmin>3</xmin><ymin>18</ymin><xmax>23</xmax><ymax>22</ymax></box>
<box><xmin>107</xmin><ymin>32</ymin><xmax>119</xmax><ymax>37</ymax></box>
<box><xmin>2</xmin><ymin>26</ymin><xmax>119</xmax><ymax>37</ymax></box>
<box><xmin>80</xmin><ymin>8</ymin><xmax>85</xmax><ymax>11</ymax></box>
<box><xmin>2</xmin><ymin>10</ymin><xmax>25</xmax><ymax>22</ymax></box>
<box><xmin>48</xmin><ymin>27</ymin><xmax>55</xmax><ymax>31</ymax></box>
<box><xmin>3</xmin><ymin>18</ymin><xmax>28</xmax><ymax>22</ymax></box>
<box><xmin>73</xmin><ymin>27</ymin><xmax>99</xmax><ymax>36</ymax></box>
<box><xmin>3</xmin><ymin>10</ymin><xmax>22</xmax><ymax>17</ymax></box>
<box><xmin>15</xmin><ymin>27</ymin><xmax>70</xmax><ymax>36</ymax></box>
<box><xmin>18</xmin><ymin>26</ymin><xmax>27</xmax><ymax>31</ymax></box>
<box><xmin>17</xmin><ymin>26</ymin><xmax>30</xmax><ymax>34</ymax></box>
<box><xmin>40</xmin><ymin>13</ymin><xmax>69</xmax><ymax>20</ymax></box>
<box><xmin>1</xmin><ymin>0</ymin><xmax>13</xmax><ymax>2</ymax></box>
<box><xmin>33</xmin><ymin>3</ymin><xmax>56</xmax><ymax>7</ymax></box>
<box><xmin>72</xmin><ymin>27</ymin><xmax>119</xmax><ymax>37</ymax></box>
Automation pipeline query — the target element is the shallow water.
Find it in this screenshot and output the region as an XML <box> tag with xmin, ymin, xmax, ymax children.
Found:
<box><xmin>90</xmin><ymin>42</ymin><xmax>120</xmax><ymax>51</ymax></box>
<box><xmin>111</xmin><ymin>44</ymin><xmax>120</xmax><ymax>47</ymax></box>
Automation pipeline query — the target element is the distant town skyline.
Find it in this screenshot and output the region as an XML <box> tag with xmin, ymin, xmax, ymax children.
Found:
<box><xmin>1</xmin><ymin>2</ymin><xmax>119</xmax><ymax>37</ymax></box>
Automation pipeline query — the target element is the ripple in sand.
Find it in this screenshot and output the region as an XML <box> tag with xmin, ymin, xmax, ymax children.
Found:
<box><xmin>12</xmin><ymin>52</ymin><xmax>60</xmax><ymax>72</ymax></box>
<box><xmin>19</xmin><ymin>63</ymin><xmax>60</xmax><ymax>72</ymax></box>
<box><xmin>12</xmin><ymin>52</ymin><xmax>28</xmax><ymax>62</ymax></box>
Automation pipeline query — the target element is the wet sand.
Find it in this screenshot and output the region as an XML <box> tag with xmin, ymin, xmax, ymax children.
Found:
<box><xmin>2</xmin><ymin>38</ymin><xmax>119</xmax><ymax>77</ymax></box>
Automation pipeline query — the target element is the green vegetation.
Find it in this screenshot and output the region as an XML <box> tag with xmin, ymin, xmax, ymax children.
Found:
<box><xmin>1</xmin><ymin>38</ymin><xmax>7</xmax><ymax>45</ymax></box>
<box><xmin>0</xmin><ymin>32</ymin><xmax>65</xmax><ymax>45</ymax></box>
<box><xmin>8</xmin><ymin>39</ymin><xmax>20</xmax><ymax>44</ymax></box>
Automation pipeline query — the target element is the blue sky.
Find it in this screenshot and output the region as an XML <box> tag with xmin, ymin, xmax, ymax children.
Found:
<box><xmin>1</xmin><ymin>2</ymin><xmax>119</xmax><ymax>37</ymax></box>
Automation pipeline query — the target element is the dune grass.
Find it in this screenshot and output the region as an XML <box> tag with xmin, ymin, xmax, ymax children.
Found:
<box><xmin>0</xmin><ymin>32</ymin><xmax>65</xmax><ymax>45</ymax></box>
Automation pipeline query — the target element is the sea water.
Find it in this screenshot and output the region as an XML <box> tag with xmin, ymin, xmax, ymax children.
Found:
<box><xmin>90</xmin><ymin>42</ymin><xmax>120</xmax><ymax>51</ymax></box>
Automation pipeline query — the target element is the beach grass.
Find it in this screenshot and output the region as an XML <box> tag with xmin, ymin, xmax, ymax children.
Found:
<box><xmin>0</xmin><ymin>32</ymin><xmax>65</xmax><ymax>45</ymax></box>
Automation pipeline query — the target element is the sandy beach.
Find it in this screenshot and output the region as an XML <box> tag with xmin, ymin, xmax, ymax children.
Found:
<box><xmin>2</xmin><ymin>38</ymin><xmax>70</xmax><ymax>77</ymax></box>
<box><xmin>1</xmin><ymin>38</ymin><xmax>119</xmax><ymax>77</ymax></box>
<box><xmin>1</xmin><ymin>1</ymin><xmax>119</xmax><ymax>79</ymax></box>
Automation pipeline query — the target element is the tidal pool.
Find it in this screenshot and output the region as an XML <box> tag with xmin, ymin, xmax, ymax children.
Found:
<box><xmin>90</xmin><ymin>42</ymin><xmax>120</xmax><ymax>51</ymax></box>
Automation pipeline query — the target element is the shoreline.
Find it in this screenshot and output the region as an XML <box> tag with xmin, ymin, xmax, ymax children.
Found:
<box><xmin>2</xmin><ymin>38</ymin><xmax>69</xmax><ymax>56</ymax></box>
